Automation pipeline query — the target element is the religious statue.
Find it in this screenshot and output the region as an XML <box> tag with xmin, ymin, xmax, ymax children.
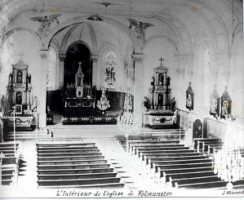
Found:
<box><xmin>17</xmin><ymin>70</ymin><xmax>22</xmax><ymax>83</ymax></box>
<box><xmin>222</xmin><ymin>100</ymin><xmax>229</xmax><ymax>116</ymax></box>
<box><xmin>87</xmin><ymin>14</ymin><xmax>103</xmax><ymax>21</ymax></box>
<box><xmin>31</xmin><ymin>14</ymin><xmax>61</xmax><ymax>37</ymax></box>
<box><xmin>143</xmin><ymin>96</ymin><xmax>150</xmax><ymax>112</ymax></box>
<box><xmin>186</xmin><ymin>93</ymin><xmax>192</xmax><ymax>108</ymax></box>
<box><xmin>186</xmin><ymin>82</ymin><xmax>194</xmax><ymax>111</ymax></box>
<box><xmin>171</xmin><ymin>97</ymin><xmax>176</xmax><ymax>111</ymax></box>
<box><xmin>16</xmin><ymin>91</ymin><xmax>22</xmax><ymax>104</ymax></box>
<box><xmin>128</xmin><ymin>18</ymin><xmax>153</xmax><ymax>42</ymax></box>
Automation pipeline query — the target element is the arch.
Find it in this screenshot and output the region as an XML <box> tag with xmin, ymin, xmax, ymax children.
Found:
<box><xmin>144</xmin><ymin>35</ymin><xmax>180</xmax><ymax>56</ymax></box>
<box><xmin>66</xmin><ymin>40</ymin><xmax>92</xmax><ymax>55</ymax></box>
<box><xmin>150</xmin><ymin>14</ymin><xmax>193</xmax><ymax>56</ymax></box>
<box><xmin>60</xmin><ymin>22</ymin><xmax>98</xmax><ymax>55</ymax></box>
<box><xmin>1</xmin><ymin>27</ymin><xmax>43</xmax><ymax>46</ymax></box>
<box><xmin>43</xmin><ymin>16</ymin><xmax>142</xmax><ymax>53</ymax></box>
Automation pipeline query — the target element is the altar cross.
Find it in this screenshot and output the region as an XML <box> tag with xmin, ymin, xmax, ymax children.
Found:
<box><xmin>159</xmin><ymin>57</ymin><xmax>164</xmax><ymax>66</ymax></box>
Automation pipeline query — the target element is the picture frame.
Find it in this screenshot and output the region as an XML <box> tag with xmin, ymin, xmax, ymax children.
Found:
<box><xmin>15</xmin><ymin>104</ymin><xmax>22</xmax><ymax>115</ymax></box>
<box><xmin>220</xmin><ymin>87</ymin><xmax>231</xmax><ymax>119</ymax></box>
<box><xmin>186</xmin><ymin>82</ymin><xmax>194</xmax><ymax>111</ymax></box>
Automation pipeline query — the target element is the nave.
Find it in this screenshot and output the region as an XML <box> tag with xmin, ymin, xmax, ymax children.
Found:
<box><xmin>1</xmin><ymin>124</ymin><xmax>244</xmax><ymax>196</ymax></box>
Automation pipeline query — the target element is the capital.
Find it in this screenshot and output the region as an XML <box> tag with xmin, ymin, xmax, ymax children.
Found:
<box><xmin>40</xmin><ymin>49</ymin><xmax>49</xmax><ymax>60</ymax></box>
<box><xmin>132</xmin><ymin>53</ymin><xmax>144</xmax><ymax>63</ymax></box>
<box><xmin>59</xmin><ymin>53</ymin><xmax>66</xmax><ymax>61</ymax></box>
<box><xmin>90</xmin><ymin>55</ymin><xmax>99</xmax><ymax>62</ymax></box>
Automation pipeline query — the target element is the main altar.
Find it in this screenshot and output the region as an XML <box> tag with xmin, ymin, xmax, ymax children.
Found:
<box><xmin>142</xmin><ymin>58</ymin><xmax>176</xmax><ymax>128</ymax></box>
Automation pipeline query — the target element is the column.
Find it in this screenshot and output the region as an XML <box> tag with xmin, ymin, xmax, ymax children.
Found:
<box><xmin>59</xmin><ymin>53</ymin><xmax>66</xmax><ymax>90</ymax></box>
<box><xmin>38</xmin><ymin>49</ymin><xmax>49</xmax><ymax>130</ymax></box>
<box><xmin>132</xmin><ymin>53</ymin><xmax>144</xmax><ymax>126</ymax></box>
<box><xmin>91</xmin><ymin>55</ymin><xmax>99</xmax><ymax>88</ymax></box>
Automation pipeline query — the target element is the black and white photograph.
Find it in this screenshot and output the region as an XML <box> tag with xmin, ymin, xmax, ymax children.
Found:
<box><xmin>0</xmin><ymin>0</ymin><xmax>243</xmax><ymax>199</ymax></box>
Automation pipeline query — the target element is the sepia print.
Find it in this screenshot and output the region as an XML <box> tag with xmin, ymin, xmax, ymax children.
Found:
<box><xmin>0</xmin><ymin>0</ymin><xmax>243</xmax><ymax>199</ymax></box>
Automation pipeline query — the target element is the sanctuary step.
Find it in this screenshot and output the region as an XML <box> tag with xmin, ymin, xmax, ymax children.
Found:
<box><xmin>4</xmin><ymin>130</ymin><xmax>51</xmax><ymax>141</ymax></box>
<box><xmin>36</xmin><ymin>141</ymin><xmax>124</xmax><ymax>188</ymax></box>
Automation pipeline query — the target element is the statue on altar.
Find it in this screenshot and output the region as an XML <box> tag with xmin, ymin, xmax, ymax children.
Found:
<box><xmin>75</xmin><ymin>61</ymin><xmax>84</xmax><ymax>97</ymax></box>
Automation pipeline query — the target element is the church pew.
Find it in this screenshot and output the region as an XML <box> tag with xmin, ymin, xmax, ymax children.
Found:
<box><xmin>131</xmin><ymin>145</ymin><xmax>188</xmax><ymax>151</ymax></box>
<box><xmin>37</xmin><ymin>159</ymin><xmax>108</xmax><ymax>165</ymax></box>
<box><xmin>142</xmin><ymin>154</ymin><xmax>208</xmax><ymax>161</ymax></box>
<box><xmin>139</xmin><ymin>151</ymin><xmax>202</xmax><ymax>158</ymax></box>
<box><xmin>152</xmin><ymin>162</ymin><xmax>212</xmax><ymax>170</ymax></box>
<box><xmin>37</xmin><ymin>177</ymin><xmax>122</xmax><ymax>186</ymax></box>
<box><xmin>172</xmin><ymin>175</ymin><xmax>222</xmax><ymax>186</ymax></box>
<box><xmin>39</xmin><ymin>182</ymin><xmax>125</xmax><ymax>189</ymax></box>
<box><xmin>177</xmin><ymin>180</ymin><xmax>228</xmax><ymax>189</ymax></box>
<box><xmin>36</xmin><ymin>142</ymin><xmax>96</xmax><ymax>147</ymax></box>
<box><xmin>194</xmin><ymin>138</ymin><xmax>221</xmax><ymax>152</ymax></box>
<box><xmin>156</xmin><ymin>166</ymin><xmax>214</xmax><ymax>178</ymax></box>
<box><xmin>2</xmin><ymin>179</ymin><xmax>13</xmax><ymax>185</ymax></box>
<box><xmin>148</xmin><ymin>158</ymin><xmax>212</xmax><ymax>167</ymax></box>
<box><xmin>164</xmin><ymin>170</ymin><xmax>216</xmax><ymax>182</ymax></box>
<box><xmin>37</xmin><ymin>147</ymin><xmax>99</xmax><ymax>153</ymax></box>
<box><xmin>135</xmin><ymin>149</ymin><xmax>195</xmax><ymax>156</ymax></box>
<box><xmin>37</xmin><ymin>144</ymin><xmax>96</xmax><ymax>149</ymax></box>
<box><xmin>37</xmin><ymin>163</ymin><xmax>111</xmax><ymax>170</ymax></box>
<box><xmin>2</xmin><ymin>157</ymin><xmax>18</xmax><ymax>165</ymax></box>
<box><xmin>37</xmin><ymin>167</ymin><xmax>115</xmax><ymax>175</ymax></box>
<box><xmin>38</xmin><ymin>172</ymin><xmax>118</xmax><ymax>180</ymax></box>
<box><xmin>37</xmin><ymin>155</ymin><xmax>104</xmax><ymax>161</ymax></box>
<box><xmin>198</xmin><ymin>141</ymin><xmax>223</xmax><ymax>150</ymax></box>
<box><xmin>37</xmin><ymin>151</ymin><xmax>101</xmax><ymax>157</ymax></box>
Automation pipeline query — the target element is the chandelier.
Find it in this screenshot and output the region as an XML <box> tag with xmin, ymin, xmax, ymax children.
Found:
<box><xmin>97</xmin><ymin>88</ymin><xmax>110</xmax><ymax>115</ymax></box>
<box><xmin>212</xmin><ymin>120</ymin><xmax>244</xmax><ymax>190</ymax></box>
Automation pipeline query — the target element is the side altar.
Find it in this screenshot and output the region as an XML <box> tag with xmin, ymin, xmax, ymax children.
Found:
<box><xmin>1</xmin><ymin>60</ymin><xmax>36</xmax><ymax>130</ymax></box>
<box><xmin>142</xmin><ymin>58</ymin><xmax>176</xmax><ymax>128</ymax></box>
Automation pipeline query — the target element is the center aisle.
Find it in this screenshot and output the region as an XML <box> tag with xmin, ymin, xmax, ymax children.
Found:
<box><xmin>93</xmin><ymin>138</ymin><xmax>161</xmax><ymax>190</ymax></box>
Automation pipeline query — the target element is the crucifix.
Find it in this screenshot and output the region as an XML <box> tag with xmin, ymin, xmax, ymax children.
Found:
<box><xmin>78</xmin><ymin>61</ymin><xmax>82</xmax><ymax>68</ymax></box>
<box><xmin>159</xmin><ymin>57</ymin><xmax>164</xmax><ymax>66</ymax></box>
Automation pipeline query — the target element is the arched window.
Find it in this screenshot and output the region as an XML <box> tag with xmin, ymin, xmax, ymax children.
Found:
<box><xmin>104</xmin><ymin>51</ymin><xmax>117</xmax><ymax>88</ymax></box>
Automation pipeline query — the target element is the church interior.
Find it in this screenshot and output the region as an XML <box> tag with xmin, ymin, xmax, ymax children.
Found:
<box><xmin>0</xmin><ymin>0</ymin><xmax>243</xmax><ymax>197</ymax></box>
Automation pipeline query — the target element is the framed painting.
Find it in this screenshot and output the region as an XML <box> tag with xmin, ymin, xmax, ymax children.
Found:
<box><xmin>186</xmin><ymin>82</ymin><xmax>194</xmax><ymax>111</ymax></box>
<box><xmin>220</xmin><ymin>87</ymin><xmax>231</xmax><ymax>119</ymax></box>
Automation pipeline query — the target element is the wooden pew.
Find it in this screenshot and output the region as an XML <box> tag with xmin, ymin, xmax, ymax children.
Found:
<box><xmin>36</xmin><ymin>141</ymin><xmax>125</xmax><ymax>188</ymax></box>
<box><xmin>37</xmin><ymin>159</ymin><xmax>108</xmax><ymax>165</ymax></box>
<box><xmin>37</xmin><ymin>155</ymin><xmax>104</xmax><ymax>161</ymax></box>
<box><xmin>194</xmin><ymin>138</ymin><xmax>221</xmax><ymax>152</ymax></box>
<box><xmin>37</xmin><ymin>167</ymin><xmax>115</xmax><ymax>175</ymax></box>
<box><xmin>38</xmin><ymin>172</ymin><xmax>118</xmax><ymax>180</ymax></box>
<box><xmin>37</xmin><ymin>151</ymin><xmax>101</xmax><ymax>157</ymax></box>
